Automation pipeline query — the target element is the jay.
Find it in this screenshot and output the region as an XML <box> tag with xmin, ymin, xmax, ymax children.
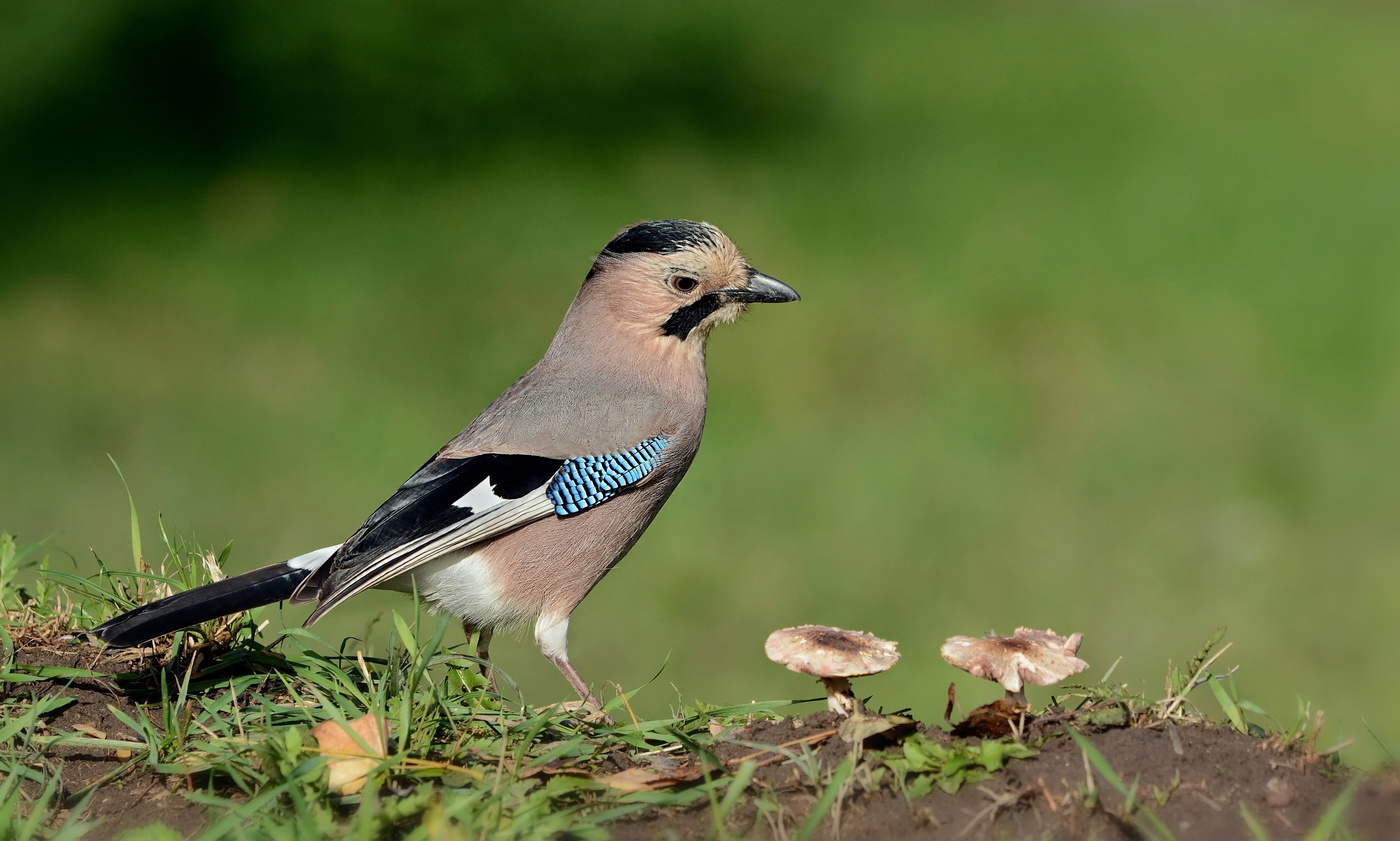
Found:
<box><xmin>92</xmin><ymin>219</ymin><xmax>798</xmax><ymax>703</ymax></box>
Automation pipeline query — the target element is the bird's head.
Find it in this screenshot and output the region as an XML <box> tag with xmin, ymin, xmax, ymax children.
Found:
<box><xmin>580</xmin><ymin>220</ymin><xmax>799</xmax><ymax>347</ymax></box>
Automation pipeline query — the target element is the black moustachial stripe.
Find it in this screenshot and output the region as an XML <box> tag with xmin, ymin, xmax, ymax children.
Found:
<box><xmin>661</xmin><ymin>293</ymin><xmax>725</xmax><ymax>340</ymax></box>
<box><xmin>91</xmin><ymin>562</ymin><xmax>312</xmax><ymax>648</ymax></box>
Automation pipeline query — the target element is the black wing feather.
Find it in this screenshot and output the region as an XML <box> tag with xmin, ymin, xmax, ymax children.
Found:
<box><xmin>297</xmin><ymin>452</ymin><xmax>562</xmax><ymax>598</ymax></box>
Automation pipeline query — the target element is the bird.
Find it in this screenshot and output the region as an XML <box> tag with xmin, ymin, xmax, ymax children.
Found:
<box><xmin>91</xmin><ymin>219</ymin><xmax>799</xmax><ymax>704</ymax></box>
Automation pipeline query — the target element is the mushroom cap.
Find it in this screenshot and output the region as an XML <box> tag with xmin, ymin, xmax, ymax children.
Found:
<box><xmin>765</xmin><ymin>625</ymin><xmax>900</xmax><ymax>678</ymax></box>
<box><xmin>940</xmin><ymin>627</ymin><xmax>1088</xmax><ymax>693</ymax></box>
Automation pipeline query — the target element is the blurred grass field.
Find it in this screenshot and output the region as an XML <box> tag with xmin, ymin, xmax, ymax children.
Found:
<box><xmin>2</xmin><ymin>2</ymin><xmax>1398</xmax><ymax>767</ymax></box>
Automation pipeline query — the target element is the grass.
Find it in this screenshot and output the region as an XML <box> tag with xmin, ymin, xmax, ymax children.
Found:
<box><xmin>1070</xmin><ymin>728</ymin><xmax>1178</xmax><ymax>841</ymax></box>
<box><xmin>1238</xmin><ymin>779</ymin><xmax>1362</xmax><ymax>841</ymax></box>
<box><xmin>2</xmin><ymin>527</ymin><xmax>808</xmax><ymax>839</ymax></box>
<box><xmin>1</xmin><ymin>521</ymin><xmax>1376</xmax><ymax>838</ymax></box>
<box><xmin>1</xmin><ymin>6</ymin><xmax>1397</xmax><ymax>832</ymax></box>
<box><xmin>2</xmin><ymin>3</ymin><xmax>1397</xmax><ymax>768</ymax></box>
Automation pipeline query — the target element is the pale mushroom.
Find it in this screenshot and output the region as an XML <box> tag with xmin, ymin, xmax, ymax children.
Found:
<box><xmin>940</xmin><ymin>627</ymin><xmax>1088</xmax><ymax>707</ymax></box>
<box><xmin>765</xmin><ymin>625</ymin><xmax>900</xmax><ymax>716</ymax></box>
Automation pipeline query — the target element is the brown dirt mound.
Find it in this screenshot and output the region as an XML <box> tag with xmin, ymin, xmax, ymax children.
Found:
<box><xmin>610</xmin><ymin>712</ymin><xmax>1396</xmax><ymax>840</ymax></box>
<box><xmin>8</xmin><ymin>638</ymin><xmax>1397</xmax><ymax>839</ymax></box>
<box><xmin>7</xmin><ymin>639</ymin><xmax>223</xmax><ymax>838</ymax></box>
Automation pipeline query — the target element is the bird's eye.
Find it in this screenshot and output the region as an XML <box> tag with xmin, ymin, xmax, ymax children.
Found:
<box><xmin>671</xmin><ymin>275</ymin><xmax>699</xmax><ymax>293</ymax></box>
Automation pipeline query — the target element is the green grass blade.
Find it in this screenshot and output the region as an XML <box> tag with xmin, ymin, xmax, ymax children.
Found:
<box><xmin>1099</xmin><ymin>656</ymin><xmax>1123</xmax><ymax>684</ymax></box>
<box><xmin>12</xmin><ymin>664</ymin><xmax>112</xmax><ymax>680</ymax></box>
<box><xmin>0</xmin><ymin>533</ymin><xmax>17</xmax><ymax>607</ymax></box>
<box><xmin>30</xmin><ymin>732</ymin><xmax>149</xmax><ymax>751</ymax></box>
<box><xmin>1302</xmin><ymin>778</ymin><xmax>1360</xmax><ymax>841</ymax></box>
<box><xmin>1239</xmin><ymin>801</ymin><xmax>1271</xmax><ymax>841</ymax></box>
<box><xmin>1068</xmin><ymin>729</ymin><xmax>1177</xmax><ymax>841</ymax></box>
<box><xmin>0</xmin><ymin>714</ymin><xmax>33</xmax><ymax>745</ymax></box>
<box><xmin>0</xmin><ymin>777</ymin><xmax>18</xmax><ymax>828</ymax></box>
<box><xmin>16</xmin><ymin>773</ymin><xmax>63</xmax><ymax>839</ymax></box>
<box><xmin>1361</xmin><ymin>717</ymin><xmax>1396</xmax><ymax>764</ymax></box>
<box><xmin>1068</xmin><ymin>729</ymin><xmax>1129</xmax><ymax>797</ymax></box>
<box><xmin>1207</xmin><ymin>678</ymin><xmax>1247</xmax><ymax>734</ymax></box>
<box><xmin>1238</xmin><ymin>699</ymin><xmax>1269</xmax><ymax>717</ymax></box>
<box><xmin>197</xmin><ymin>777</ymin><xmax>301</xmax><ymax>839</ymax></box>
<box><xmin>107</xmin><ymin>455</ymin><xmax>143</xmax><ymax>569</ymax></box>
<box><xmin>793</xmin><ymin>754</ymin><xmax>854</xmax><ymax>841</ymax></box>
<box><xmin>391</xmin><ymin>611</ymin><xmax>418</xmax><ymax>657</ymax></box>
<box><xmin>715</xmin><ymin>759</ymin><xmax>758</xmax><ymax>827</ymax></box>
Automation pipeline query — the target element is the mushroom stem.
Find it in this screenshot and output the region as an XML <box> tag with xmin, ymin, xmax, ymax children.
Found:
<box><xmin>1006</xmin><ymin>688</ymin><xmax>1028</xmax><ymax>709</ymax></box>
<box><xmin>821</xmin><ymin>677</ymin><xmax>856</xmax><ymax>716</ymax></box>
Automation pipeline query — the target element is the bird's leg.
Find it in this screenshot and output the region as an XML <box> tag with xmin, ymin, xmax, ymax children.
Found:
<box><xmin>475</xmin><ymin>626</ymin><xmax>494</xmax><ymax>664</ymax></box>
<box><xmin>534</xmin><ymin>613</ymin><xmax>604</xmax><ymax>713</ymax></box>
<box><xmin>476</xmin><ymin>627</ymin><xmax>498</xmax><ymax>694</ymax></box>
<box><xmin>462</xmin><ymin>620</ymin><xmax>498</xmax><ymax>693</ymax></box>
<box><xmin>550</xmin><ymin>655</ymin><xmax>600</xmax><ymax>709</ymax></box>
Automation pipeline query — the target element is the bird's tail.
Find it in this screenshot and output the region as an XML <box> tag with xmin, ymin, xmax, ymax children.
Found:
<box><xmin>90</xmin><ymin>545</ymin><xmax>339</xmax><ymax>648</ymax></box>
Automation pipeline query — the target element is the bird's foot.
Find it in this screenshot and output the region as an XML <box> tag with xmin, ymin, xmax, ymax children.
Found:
<box><xmin>547</xmin><ymin>697</ymin><xmax>614</xmax><ymax>726</ymax></box>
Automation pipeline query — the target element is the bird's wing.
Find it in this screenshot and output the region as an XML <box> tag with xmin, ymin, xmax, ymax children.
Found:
<box><xmin>297</xmin><ymin>437</ymin><xmax>670</xmax><ymax>624</ymax></box>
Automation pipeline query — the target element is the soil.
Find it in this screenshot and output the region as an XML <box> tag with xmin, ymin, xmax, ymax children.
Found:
<box><xmin>611</xmin><ymin>712</ymin><xmax>1399</xmax><ymax>840</ymax></box>
<box><xmin>8</xmin><ymin>639</ymin><xmax>1398</xmax><ymax>840</ymax></box>
<box><xmin>6</xmin><ymin>640</ymin><xmax>223</xmax><ymax>839</ymax></box>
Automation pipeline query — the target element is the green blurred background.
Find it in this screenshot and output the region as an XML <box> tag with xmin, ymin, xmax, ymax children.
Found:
<box><xmin>3</xmin><ymin>1</ymin><xmax>1398</xmax><ymax>766</ymax></box>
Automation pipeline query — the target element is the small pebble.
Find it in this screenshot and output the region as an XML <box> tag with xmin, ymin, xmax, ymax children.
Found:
<box><xmin>1264</xmin><ymin>776</ymin><xmax>1297</xmax><ymax>807</ymax></box>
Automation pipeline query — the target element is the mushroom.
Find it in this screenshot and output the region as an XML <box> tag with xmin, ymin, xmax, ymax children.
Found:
<box><xmin>765</xmin><ymin>625</ymin><xmax>900</xmax><ymax>716</ymax></box>
<box><xmin>940</xmin><ymin>627</ymin><xmax>1088</xmax><ymax>707</ymax></box>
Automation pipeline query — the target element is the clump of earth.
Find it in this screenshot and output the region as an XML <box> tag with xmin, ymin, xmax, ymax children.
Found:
<box><xmin>10</xmin><ymin>642</ymin><xmax>1397</xmax><ymax>839</ymax></box>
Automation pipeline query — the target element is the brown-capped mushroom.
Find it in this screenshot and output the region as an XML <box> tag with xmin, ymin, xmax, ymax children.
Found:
<box><xmin>765</xmin><ymin>625</ymin><xmax>900</xmax><ymax>716</ymax></box>
<box><xmin>940</xmin><ymin>627</ymin><xmax>1088</xmax><ymax>707</ymax></box>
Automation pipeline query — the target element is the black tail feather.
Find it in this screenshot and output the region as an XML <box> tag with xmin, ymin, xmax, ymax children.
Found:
<box><xmin>91</xmin><ymin>562</ymin><xmax>311</xmax><ymax>648</ymax></box>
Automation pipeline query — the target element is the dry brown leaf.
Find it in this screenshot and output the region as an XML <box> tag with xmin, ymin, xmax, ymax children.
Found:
<box><xmin>72</xmin><ymin>723</ymin><xmax>107</xmax><ymax>740</ymax></box>
<box><xmin>599</xmin><ymin>762</ymin><xmax>705</xmax><ymax>792</ymax></box>
<box><xmin>837</xmin><ymin>711</ymin><xmax>916</xmax><ymax>744</ymax></box>
<box><xmin>309</xmin><ymin>712</ymin><xmax>388</xmax><ymax>794</ymax></box>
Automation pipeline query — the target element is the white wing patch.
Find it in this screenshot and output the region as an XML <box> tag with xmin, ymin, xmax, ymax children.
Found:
<box><xmin>286</xmin><ymin>544</ymin><xmax>342</xmax><ymax>571</ymax></box>
<box><xmin>306</xmin><ymin>487</ymin><xmax>557</xmax><ymax>623</ymax></box>
<box><xmin>452</xmin><ymin>478</ymin><xmax>507</xmax><ymax>512</ymax></box>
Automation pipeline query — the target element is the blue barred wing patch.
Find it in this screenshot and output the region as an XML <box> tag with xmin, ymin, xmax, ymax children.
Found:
<box><xmin>547</xmin><ymin>436</ymin><xmax>669</xmax><ymax>515</ymax></box>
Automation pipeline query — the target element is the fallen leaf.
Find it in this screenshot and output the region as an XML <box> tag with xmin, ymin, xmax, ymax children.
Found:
<box><xmin>72</xmin><ymin>723</ymin><xmax>107</xmax><ymax>740</ymax></box>
<box><xmin>599</xmin><ymin>762</ymin><xmax>705</xmax><ymax>792</ymax></box>
<box><xmin>837</xmin><ymin>711</ymin><xmax>916</xmax><ymax>745</ymax></box>
<box><xmin>309</xmin><ymin>712</ymin><xmax>388</xmax><ymax>794</ymax></box>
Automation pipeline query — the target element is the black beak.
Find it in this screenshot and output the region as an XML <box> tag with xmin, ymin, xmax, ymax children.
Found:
<box><xmin>726</xmin><ymin>269</ymin><xmax>800</xmax><ymax>304</ymax></box>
